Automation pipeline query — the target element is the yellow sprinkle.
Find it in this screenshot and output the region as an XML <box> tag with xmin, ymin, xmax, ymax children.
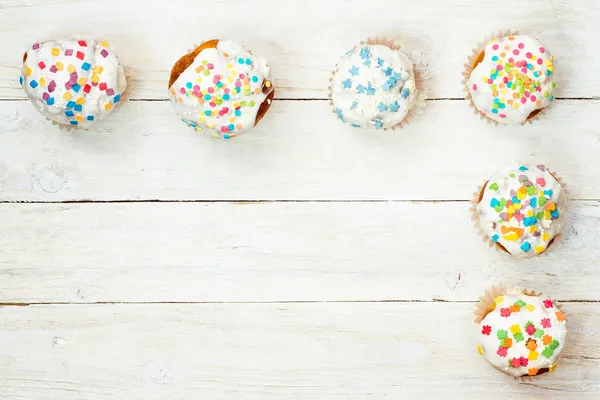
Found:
<box><xmin>528</xmin><ymin>351</ymin><xmax>539</xmax><ymax>361</ymax></box>
<box><xmin>529</xmin><ymin>226</ymin><xmax>537</xmax><ymax>234</ymax></box>
<box><xmin>265</xmin><ymin>80</ymin><xmax>271</xmax><ymax>88</ymax></box>
<box><xmin>525</xmin><ymin>304</ymin><xmax>536</xmax><ymax>312</ymax></box>
<box><xmin>493</xmin><ymin>296</ymin><xmax>504</xmax><ymax>305</ymax></box>
<box><xmin>104</xmin><ymin>103</ymin><xmax>113</xmax><ymax>111</ymax></box>
<box><xmin>228</xmin><ymin>78</ymin><xmax>234</xmax><ymax>83</ymax></box>
<box><xmin>38</xmin><ymin>77</ymin><xmax>46</xmax><ymax>87</ymax></box>
<box><xmin>91</xmin><ymin>75</ymin><xmax>100</xmax><ymax>84</ymax></box>
<box><xmin>199</xmin><ymin>117</ymin><xmax>205</xmax><ymax>123</ymax></box>
<box><xmin>547</xmin><ymin>66</ymin><xmax>554</xmax><ymax>72</ymax></box>
<box><xmin>196</xmin><ymin>77</ymin><xmax>203</xmax><ymax>83</ymax></box>
<box><xmin>527</xmin><ymin>210</ymin><xmax>534</xmax><ymax>217</ymax></box>
<box><xmin>67</xmin><ymin>64</ymin><xmax>76</xmax><ymax>73</ymax></box>
<box><xmin>76</xmin><ymin>97</ymin><xmax>86</xmax><ymax>105</ymax></box>
<box><xmin>77</xmin><ymin>78</ymin><xmax>87</xmax><ymax>86</ymax></box>
<box><xmin>93</xmin><ymin>66</ymin><xmax>104</xmax><ymax>74</ymax></box>
<box><xmin>51</xmin><ymin>48</ymin><xmax>60</xmax><ymax>56</ymax></box>
<box><xmin>55</xmin><ymin>62</ymin><xmax>64</xmax><ymax>71</ymax></box>
<box><xmin>550</xmin><ymin>362</ymin><xmax>558</xmax><ymax>372</ymax></box>
<box><xmin>512</xmin><ymin>102</ymin><xmax>519</xmax><ymax>109</ymax></box>
<box><xmin>75</xmin><ymin>115</ymin><xmax>83</xmax><ymax>122</ymax></box>
<box><xmin>229</xmin><ymin>118</ymin><xmax>235</xmax><ymax>123</ymax></box>
<box><xmin>207</xmin><ymin>123</ymin><xmax>215</xmax><ymax>129</ymax></box>
<box><xmin>510</xmin><ymin>324</ymin><xmax>521</xmax><ymax>334</ymax></box>
<box><xmin>227</xmin><ymin>63</ymin><xmax>233</xmax><ymax>69</ymax></box>
<box><xmin>232</xmin><ymin>70</ymin><xmax>238</xmax><ymax>76</ymax></box>
<box><xmin>542</xmin><ymin>232</ymin><xmax>550</xmax><ymax>241</ymax></box>
<box><xmin>535</xmin><ymin>245</ymin><xmax>545</xmax><ymax>254</ymax></box>
<box><xmin>25</xmin><ymin>66</ymin><xmax>32</xmax><ymax>76</ymax></box>
<box><xmin>506</xmin><ymin>206</ymin><xmax>516</xmax><ymax>214</ymax></box>
<box><xmin>513</xmin><ymin>203</ymin><xmax>522</xmax><ymax>210</ymax></box>
<box><xmin>481</xmin><ymin>77</ymin><xmax>487</xmax><ymax>83</ymax></box>
<box><xmin>477</xmin><ymin>345</ymin><xmax>483</xmax><ymax>355</ymax></box>
<box><xmin>63</xmin><ymin>92</ymin><xmax>72</xmax><ymax>101</ymax></box>
<box><xmin>503</xmin><ymin>233</ymin><xmax>519</xmax><ymax>242</ymax></box>
<box><xmin>99</xmin><ymin>41</ymin><xmax>109</xmax><ymax>48</ymax></box>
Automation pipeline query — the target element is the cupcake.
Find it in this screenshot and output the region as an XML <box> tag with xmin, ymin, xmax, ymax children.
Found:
<box><xmin>168</xmin><ymin>40</ymin><xmax>274</xmax><ymax>139</ymax></box>
<box><xmin>20</xmin><ymin>39</ymin><xmax>127</xmax><ymax>129</ymax></box>
<box><xmin>329</xmin><ymin>38</ymin><xmax>424</xmax><ymax>130</ymax></box>
<box><xmin>472</xmin><ymin>163</ymin><xmax>567</xmax><ymax>257</ymax></box>
<box><xmin>475</xmin><ymin>285</ymin><xmax>567</xmax><ymax>377</ymax></box>
<box><xmin>463</xmin><ymin>33</ymin><xmax>556</xmax><ymax>125</ymax></box>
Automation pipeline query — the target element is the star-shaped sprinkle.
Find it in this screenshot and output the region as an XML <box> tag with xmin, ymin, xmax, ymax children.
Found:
<box><xmin>391</xmin><ymin>72</ymin><xmax>402</xmax><ymax>82</ymax></box>
<box><xmin>365</xmin><ymin>83</ymin><xmax>376</xmax><ymax>95</ymax></box>
<box><xmin>377</xmin><ymin>58</ymin><xmax>385</xmax><ymax>67</ymax></box>
<box><xmin>349</xmin><ymin>66</ymin><xmax>359</xmax><ymax>76</ymax></box>
<box><xmin>389</xmin><ymin>101</ymin><xmax>400</xmax><ymax>112</ymax></box>
<box><xmin>363</xmin><ymin>60</ymin><xmax>371</xmax><ymax>67</ymax></box>
<box><xmin>350</xmin><ymin>100</ymin><xmax>358</xmax><ymax>110</ymax></box>
<box><xmin>373</xmin><ymin>119</ymin><xmax>384</xmax><ymax>129</ymax></box>
<box><xmin>356</xmin><ymin>84</ymin><xmax>366</xmax><ymax>94</ymax></box>
<box><xmin>384</xmin><ymin>67</ymin><xmax>393</xmax><ymax>76</ymax></box>
<box><xmin>342</xmin><ymin>79</ymin><xmax>352</xmax><ymax>89</ymax></box>
<box><xmin>334</xmin><ymin>108</ymin><xmax>345</xmax><ymax>122</ymax></box>
<box><xmin>401</xmin><ymin>88</ymin><xmax>410</xmax><ymax>99</ymax></box>
<box><xmin>360</xmin><ymin>47</ymin><xmax>370</xmax><ymax>60</ymax></box>
<box><xmin>377</xmin><ymin>103</ymin><xmax>387</xmax><ymax>112</ymax></box>
<box><xmin>382</xmin><ymin>81</ymin><xmax>392</xmax><ymax>91</ymax></box>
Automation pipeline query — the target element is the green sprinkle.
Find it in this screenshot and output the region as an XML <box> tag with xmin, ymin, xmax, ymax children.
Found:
<box><xmin>534</xmin><ymin>328</ymin><xmax>545</xmax><ymax>338</ymax></box>
<box><xmin>489</xmin><ymin>182</ymin><xmax>499</xmax><ymax>191</ymax></box>
<box><xmin>514</xmin><ymin>332</ymin><xmax>525</xmax><ymax>342</ymax></box>
<box><xmin>497</xmin><ymin>329</ymin><xmax>508</xmax><ymax>340</ymax></box>
<box><xmin>542</xmin><ymin>347</ymin><xmax>554</xmax><ymax>358</ymax></box>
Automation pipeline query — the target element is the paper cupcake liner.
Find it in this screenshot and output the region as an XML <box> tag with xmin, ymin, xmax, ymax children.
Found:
<box><xmin>474</xmin><ymin>285</ymin><xmax>563</xmax><ymax>323</ymax></box>
<box><xmin>462</xmin><ymin>30</ymin><xmax>556</xmax><ymax>127</ymax></box>
<box><xmin>470</xmin><ymin>169</ymin><xmax>569</xmax><ymax>257</ymax></box>
<box><xmin>328</xmin><ymin>36</ymin><xmax>428</xmax><ymax>131</ymax></box>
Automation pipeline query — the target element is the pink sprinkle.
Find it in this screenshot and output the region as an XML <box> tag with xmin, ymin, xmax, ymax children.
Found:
<box><xmin>213</xmin><ymin>77</ymin><xmax>220</xmax><ymax>84</ymax></box>
<box><xmin>193</xmin><ymin>85</ymin><xmax>200</xmax><ymax>91</ymax></box>
<box><xmin>224</xmin><ymin>89</ymin><xmax>230</xmax><ymax>94</ymax></box>
<box><xmin>219</xmin><ymin>110</ymin><xmax>225</xmax><ymax>116</ymax></box>
<box><xmin>235</xmin><ymin>81</ymin><xmax>242</xmax><ymax>87</ymax></box>
<box><xmin>239</xmin><ymin>74</ymin><xmax>245</xmax><ymax>79</ymax></box>
<box><xmin>38</xmin><ymin>62</ymin><xmax>46</xmax><ymax>69</ymax></box>
<box><xmin>42</xmin><ymin>92</ymin><xmax>50</xmax><ymax>100</ymax></box>
<box><xmin>530</xmin><ymin>95</ymin><xmax>537</xmax><ymax>102</ymax></box>
<box><xmin>106</xmin><ymin>88</ymin><xmax>114</xmax><ymax>96</ymax></box>
<box><xmin>526</xmin><ymin>324</ymin><xmax>536</xmax><ymax>335</ymax></box>
<box><xmin>497</xmin><ymin>347</ymin><xmax>508</xmax><ymax>357</ymax></box>
<box><xmin>179</xmin><ymin>88</ymin><xmax>186</xmax><ymax>94</ymax></box>
<box><xmin>508</xmin><ymin>57</ymin><xmax>514</xmax><ymax>63</ymax></box>
<box><xmin>543</xmin><ymin>299</ymin><xmax>554</xmax><ymax>308</ymax></box>
<box><xmin>540</xmin><ymin>47</ymin><xmax>546</xmax><ymax>53</ymax></box>
<box><xmin>492</xmin><ymin>44</ymin><xmax>499</xmax><ymax>50</ymax></box>
<box><xmin>521</xmin><ymin>97</ymin><xmax>527</xmax><ymax>104</ymax></box>
<box><xmin>209</xmin><ymin>102</ymin><xmax>216</xmax><ymax>107</ymax></box>
<box><xmin>50</xmin><ymin>65</ymin><xmax>57</xmax><ymax>73</ymax></box>
<box><xmin>222</xmin><ymin>107</ymin><xmax>229</xmax><ymax>113</ymax></box>
<box><xmin>537</xmin><ymin>58</ymin><xmax>543</xmax><ymax>65</ymax></box>
<box><xmin>221</xmin><ymin>126</ymin><xmax>227</xmax><ymax>132</ymax></box>
<box><xmin>503</xmin><ymin>77</ymin><xmax>509</xmax><ymax>83</ymax></box>
<box><xmin>518</xmin><ymin>43</ymin><xmax>525</xmax><ymax>49</ymax></box>
<box><xmin>524</xmin><ymin>91</ymin><xmax>530</xmax><ymax>98</ymax></box>
<box><xmin>207</xmin><ymin>87</ymin><xmax>214</xmax><ymax>94</ymax></box>
<box><xmin>472</xmin><ymin>84</ymin><xmax>477</xmax><ymax>91</ymax></box>
<box><xmin>496</xmin><ymin>65</ymin><xmax>503</xmax><ymax>71</ymax></box>
<box><xmin>499</xmin><ymin>114</ymin><xmax>506</xmax><ymax>118</ymax></box>
<box><xmin>487</xmin><ymin>79</ymin><xmax>493</xmax><ymax>84</ymax></box>
<box><xmin>64</xmin><ymin>49</ymin><xmax>73</xmax><ymax>56</ymax></box>
<box><xmin>526</xmin><ymin>52</ymin><xmax>532</xmax><ymax>59</ymax></box>
<box><xmin>48</xmin><ymin>80</ymin><xmax>56</xmax><ymax>92</ymax></box>
<box><xmin>537</xmin><ymin>177</ymin><xmax>546</xmax><ymax>187</ymax></box>
<box><xmin>541</xmin><ymin>318</ymin><xmax>552</xmax><ymax>328</ymax></box>
<box><xmin>101</xmin><ymin>49</ymin><xmax>109</xmax><ymax>58</ymax></box>
<box><xmin>207</xmin><ymin>63</ymin><xmax>214</xmax><ymax>70</ymax></box>
<box><xmin>513</xmin><ymin>49</ymin><xmax>520</xmax><ymax>55</ymax></box>
<box><xmin>32</xmin><ymin>43</ymin><xmax>40</xmax><ymax>50</ymax></box>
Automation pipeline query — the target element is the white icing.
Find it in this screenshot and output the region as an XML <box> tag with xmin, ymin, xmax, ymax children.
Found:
<box><xmin>331</xmin><ymin>45</ymin><xmax>418</xmax><ymax>129</ymax></box>
<box><xmin>477</xmin><ymin>163</ymin><xmax>567</xmax><ymax>258</ymax></box>
<box><xmin>478</xmin><ymin>293</ymin><xmax>566</xmax><ymax>377</ymax></box>
<box><xmin>20</xmin><ymin>39</ymin><xmax>127</xmax><ymax>128</ymax></box>
<box><xmin>467</xmin><ymin>35</ymin><xmax>556</xmax><ymax>125</ymax></box>
<box><xmin>168</xmin><ymin>40</ymin><xmax>273</xmax><ymax>139</ymax></box>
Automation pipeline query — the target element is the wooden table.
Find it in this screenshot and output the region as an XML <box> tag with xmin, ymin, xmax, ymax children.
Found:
<box><xmin>1</xmin><ymin>0</ymin><xmax>599</xmax><ymax>398</ymax></box>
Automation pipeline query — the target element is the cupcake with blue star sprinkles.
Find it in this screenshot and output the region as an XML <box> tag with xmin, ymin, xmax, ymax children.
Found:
<box><xmin>20</xmin><ymin>39</ymin><xmax>127</xmax><ymax>130</ymax></box>
<box><xmin>463</xmin><ymin>32</ymin><xmax>556</xmax><ymax>125</ymax></box>
<box><xmin>168</xmin><ymin>40</ymin><xmax>275</xmax><ymax>140</ymax></box>
<box><xmin>471</xmin><ymin>163</ymin><xmax>568</xmax><ymax>258</ymax></box>
<box><xmin>329</xmin><ymin>37</ymin><xmax>425</xmax><ymax>130</ymax></box>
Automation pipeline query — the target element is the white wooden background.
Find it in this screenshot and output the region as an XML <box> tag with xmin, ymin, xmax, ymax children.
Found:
<box><xmin>1</xmin><ymin>1</ymin><xmax>600</xmax><ymax>398</ymax></box>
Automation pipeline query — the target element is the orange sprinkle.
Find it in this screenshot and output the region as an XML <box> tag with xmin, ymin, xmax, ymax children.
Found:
<box><xmin>556</xmin><ymin>311</ymin><xmax>565</xmax><ymax>321</ymax></box>
<box><xmin>500</xmin><ymin>52</ymin><xmax>506</xmax><ymax>58</ymax></box>
<box><xmin>508</xmin><ymin>36</ymin><xmax>515</xmax><ymax>40</ymax></box>
<box><xmin>543</xmin><ymin>335</ymin><xmax>553</xmax><ymax>345</ymax></box>
<box><xmin>508</xmin><ymin>99</ymin><xmax>513</xmax><ymax>105</ymax></box>
<box><xmin>536</xmin><ymin>100</ymin><xmax>542</xmax><ymax>106</ymax></box>
<box><xmin>528</xmin><ymin>368</ymin><xmax>539</xmax><ymax>376</ymax></box>
<box><xmin>492</xmin><ymin>90</ymin><xmax>499</xmax><ymax>97</ymax></box>
<box><xmin>509</xmin><ymin>305</ymin><xmax>521</xmax><ymax>313</ymax></box>
<box><xmin>504</xmin><ymin>45</ymin><xmax>510</xmax><ymax>50</ymax></box>
<box><xmin>236</xmin><ymin>124</ymin><xmax>242</xmax><ymax>130</ymax></box>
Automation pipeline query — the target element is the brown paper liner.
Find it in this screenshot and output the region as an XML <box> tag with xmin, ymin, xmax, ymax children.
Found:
<box><xmin>461</xmin><ymin>31</ymin><xmax>555</xmax><ymax>127</ymax></box>
<box><xmin>470</xmin><ymin>168</ymin><xmax>568</xmax><ymax>257</ymax></box>
<box><xmin>328</xmin><ymin>37</ymin><xmax>428</xmax><ymax>131</ymax></box>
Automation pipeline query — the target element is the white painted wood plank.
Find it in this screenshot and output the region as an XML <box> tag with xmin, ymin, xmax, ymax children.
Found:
<box><xmin>0</xmin><ymin>0</ymin><xmax>598</xmax><ymax>99</ymax></box>
<box><xmin>1</xmin><ymin>100</ymin><xmax>600</xmax><ymax>202</ymax></box>
<box><xmin>1</xmin><ymin>201</ymin><xmax>598</xmax><ymax>303</ymax></box>
<box><xmin>0</xmin><ymin>302</ymin><xmax>598</xmax><ymax>399</ymax></box>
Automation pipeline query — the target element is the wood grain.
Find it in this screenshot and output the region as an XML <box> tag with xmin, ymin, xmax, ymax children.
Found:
<box><xmin>1</xmin><ymin>201</ymin><xmax>598</xmax><ymax>303</ymax></box>
<box><xmin>1</xmin><ymin>100</ymin><xmax>600</xmax><ymax>202</ymax></box>
<box><xmin>0</xmin><ymin>0</ymin><xmax>599</xmax><ymax>99</ymax></box>
<box><xmin>1</xmin><ymin>302</ymin><xmax>599</xmax><ymax>399</ymax></box>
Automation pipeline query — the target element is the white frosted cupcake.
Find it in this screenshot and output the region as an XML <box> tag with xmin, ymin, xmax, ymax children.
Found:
<box><xmin>20</xmin><ymin>39</ymin><xmax>127</xmax><ymax>129</ymax></box>
<box><xmin>329</xmin><ymin>38</ymin><xmax>424</xmax><ymax>130</ymax></box>
<box><xmin>464</xmin><ymin>33</ymin><xmax>556</xmax><ymax>125</ymax></box>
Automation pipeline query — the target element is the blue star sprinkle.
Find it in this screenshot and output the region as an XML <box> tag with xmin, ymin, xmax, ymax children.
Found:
<box><xmin>385</xmin><ymin>77</ymin><xmax>397</xmax><ymax>89</ymax></box>
<box><xmin>373</xmin><ymin>119</ymin><xmax>384</xmax><ymax>129</ymax></box>
<box><xmin>384</xmin><ymin>67</ymin><xmax>393</xmax><ymax>76</ymax></box>
<box><xmin>377</xmin><ymin>103</ymin><xmax>387</xmax><ymax>112</ymax></box>
<box><xmin>349</xmin><ymin>66</ymin><xmax>360</xmax><ymax>76</ymax></box>
<box><xmin>363</xmin><ymin>59</ymin><xmax>372</xmax><ymax>67</ymax></box>
<box><xmin>360</xmin><ymin>47</ymin><xmax>371</xmax><ymax>60</ymax></box>
<box><xmin>365</xmin><ymin>83</ymin><xmax>376</xmax><ymax>96</ymax></box>
<box><xmin>334</xmin><ymin>108</ymin><xmax>345</xmax><ymax>122</ymax></box>
<box><xmin>350</xmin><ymin>100</ymin><xmax>358</xmax><ymax>110</ymax></box>
<box><xmin>342</xmin><ymin>79</ymin><xmax>352</xmax><ymax>89</ymax></box>
<box><xmin>351</xmin><ymin>123</ymin><xmax>361</xmax><ymax>128</ymax></box>
<box><xmin>389</xmin><ymin>101</ymin><xmax>400</xmax><ymax>112</ymax></box>
<box><xmin>356</xmin><ymin>84</ymin><xmax>366</xmax><ymax>94</ymax></box>
<box><xmin>391</xmin><ymin>72</ymin><xmax>402</xmax><ymax>82</ymax></box>
<box><xmin>382</xmin><ymin>81</ymin><xmax>392</xmax><ymax>91</ymax></box>
<box><xmin>377</xmin><ymin>58</ymin><xmax>385</xmax><ymax>67</ymax></box>
<box><xmin>401</xmin><ymin>88</ymin><xmax>410</xmax><ymax>99</ymax></box>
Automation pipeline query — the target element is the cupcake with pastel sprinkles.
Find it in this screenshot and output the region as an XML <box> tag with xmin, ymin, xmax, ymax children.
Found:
<box><xmin>474</xmin><ymin>285</ymin><xmax>567</xmax><ymax>377</ymax></box>
<box><xmin>472</xmin><ymin>163</ymin><xmax>567</xmax><ymax>257</ymax></box>
<box><xmin>463</xmin><ymin>33</ymin><xmax>556</xmax><ymax>125</ymax></box>
<box><xmin>20</xmin><ymin>39</ymin><xmax>127</xmax><ymax>129</ymax></box>
<box><xmin>329</xmin><ymin>37</ymin><xmax>425</xmax><ymax>130</ymax></box>
<box><xmin>168</xmin><ymin>40</ymin><xmax>274</xmax><ymax>139</ymax></box>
